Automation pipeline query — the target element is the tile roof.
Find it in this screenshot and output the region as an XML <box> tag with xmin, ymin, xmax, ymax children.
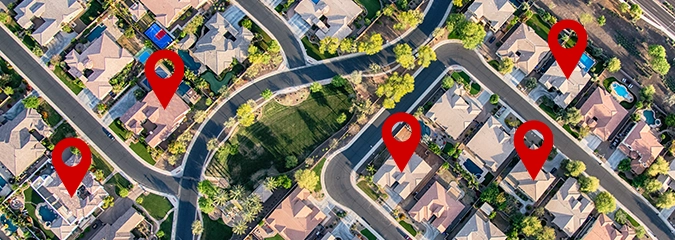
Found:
<box><xmin>619</xmin><ymin>121</ymin><xmax>664</xmax><ymax>174</ymax></box>
<box><xmin>408</xmin><ymin>182</ymin><xmax>464</xmax><ymax>232</ymax></box>
<box><xmin>425</xmin><ymin>84</ymin><xmax>483</xmax><ymax>140</ymax></box>
<box><xmin>465</xmin><ymin>0</ymin><xmax>515</xmax><ymax>30</ymax></box>
<box><xmin>289</xmin><ymin>0</ymin><xmax>362</xmax><ymax>39</ymax></box>
<box><xmin>373</xmin><ymin>153</ymin><xmax>432</xmax><ymax>200</ymax></box>
<box><xmin>88</xmin><ymin>208</ymin><xmax>144</xmax><ymax>240</ymax></box>
<box><xmin>119</xmin><ymin>92</ymin><xmax>189</xmax><ymax>147</ymax></box>
<box><xmin>496</xmin><ymin>24</ymin><xmax>549</xmax><ymax>75</ymax></box>
<box><xmin>265</xmin><ymin>188</ymin><xmax>326</xmax><ymax>240</ymax></box>
<box><xmin>466</xmin><ymin>116</ymin><xmax>514</xmax><ymax>172</ymax></box>
<box><xmin>539</xmin><ymin>62</ymin><xmax>591</xmax><ymax>108</ymax></box>
<box><xmin>13</xmin><ymin>0</ymin><xmax>84</xmax><ymax>45</ymax></box>
<box><xmin>455</xmin><ymin>211</ymin><xmax>506</xmax><ymax>240</ymax></box>
<box><xmin>140</xmin><ymin>0</ymin><xmax>207</xmax><ymax>27</ymax></box>
<box><xmin>545</xmin><ymin>178</ymin><xmax>594</xmax><ymax>236</ymax></box>
<box><xmin>579</xmin><ymin>88</ymin><xmax>628</xmax><ymax>141</ymax></box>
<box><xmin>0</xmin><ymin>108</ymin><xmax>50</xmax><ymax>176</ymax></box>
<box><xmin>583</xmin><ymin>214</ymin><xmax>635</xmax><ymax>240</ymax></box>
<box><xmin>507</xmin><ymin>161</ymin><xmax>555</xmax><ymax>201</ymax></box>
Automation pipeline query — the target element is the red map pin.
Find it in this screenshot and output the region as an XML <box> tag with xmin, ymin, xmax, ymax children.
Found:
<box><xmin>144</xmin><ymin>50</ymin><xmax>185</xmax><ymax>109</ymax></box>
<box><xmin>52</xmin><ymin>138</ymin><xmax>92</xmax><ymax>197</ymax></box>
<box><xmin>514</xmin><ymin>120</ymin><xmax>554</xmax><ymax>180</ymax></box>
<box><xmin>548</xmin><ymin>19</ymin><xmax>587</xmax><ymax>79</ymax></box>
<box><xmin>382</xmin><ymin>112</ymin><xmax>421</xmax><ymax>172</ymax></box>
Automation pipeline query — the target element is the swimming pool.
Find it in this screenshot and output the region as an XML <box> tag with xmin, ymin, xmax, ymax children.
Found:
<box><xmin>463</xmin><ymin>160</ymin><xmax>483</xmax><ymax>178</ymax></box>
<box><xmin>643</xmin><ymin>110</ymin><xmax>662</xmax><ymax>127</ymax></box>
<box><xmin>0</xmin><ymin>215</ymin><xmax>17</xmax><ymax>234</ymax></box>
<box><xmin>135</xmin><ymin>47</ymin><xmax>153</xmax><ymax>64</ymax></box>
<box><xmin>178</xmin><ymin>50</ymin><xmax>201</xmax><ymax>71</ymax></box>
<box><xmin>177</xmin><ymin>82</ymin><xmax>191</xmax><ymax>96</ymax></box>
<box><xmin>86</xmin><ymin>25</ymin><xmax>107</xmax><ymax>42</ymax></box>
<box><xmin>0</xmin><ymin>176</ymin><xmax>7</xmax><ymax>188</ymax></box>
<box><xmin>38</xmin><ymin>205</ymin><xmax>58</xmax><ymax>223</ymax></box>
<box><xmin>610</xmin><ymin>82</ymin><xmax>633</xmax><ymax>102</ymax></box>
<box><xmin>578</xmin><ymin>53</ymin><xmax>596</xmax><ymax>75</ymax></box>
<box><xmin>144</xmin><ymin>22</ymin><xmax>174</xmax><ymax>49</ymax></box>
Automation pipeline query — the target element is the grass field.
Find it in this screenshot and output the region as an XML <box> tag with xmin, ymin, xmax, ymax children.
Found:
<box><xmin>38</xmin><ymin>102</ymin><xmax>62</xmax><ymax>126</ymax></box>
<box><xmin>53</xmin><ymin>65</ymin><xmax>83</xmax><ymax>94</ymax></box>
<box><xmin>538</xmin><ymin>102</ymin><xmax>559</xmax><ymax>119</ymax></box>
<box><xmin>264</xmin><ymin>234</ymin><xmax>284</xmax><ymax>240</ymax></box>
<box><xmin>80</xmin><ymin>0</ymin><xmax>104</xmax><ymax>25</ymax></box>
<box><xmin>108</xmin><ymin>119</ymin><xmax>131</xmax><ymax>140</ymax></box>
<box><xmin>356</xmin><ymin>0</ymin><xmax>382</xmax><ymax>19</ymax></box>
<box><xmin>357</xmin><ymin>180</ymin><xmax>379</xmax><ymax>201</ymax></box>
<box><xmin>360</xmin><ymin>229</ymin><xmax>377</xmax><ymax>240</ymax></box>
<box><xmin>24</xmin><ymin>188</ymin><xmax>58</xmax><ymax>239</ymax></box>
<box><xmin>130</xmin><ymin>141</ymin><xmax>155</xmax><ymax>165</ymax></box>
<box><xmin>526</xmin><ymin>14</ymin><xmax>550</xmax><ymax>41</ymax></box>
<box><xmin>91</xmin><ymin>148</ymin><xmax>113</xmax><ymax>177</ymax></box>
<box><xmin>399</xmin><ymin>220</ymin><xmax>417</xmax><ymax>236</ymax></box>
<box><xmin>206</xmin><ymin>85</ymin><xmax>352</xmax><ymax>186</ymax></box>
<box><xmin>50</xmin><ymin>122</ymin><xmax>76</xmax><ymax>143</ymax></box>
<box><xmin>312</xmin><ymin>158</ymin><xmax>326</xmax><ymax>192</ymax></box>
<box><xmin>159</xmin><ymin>213</ymin><xmax>173</xmax><ymax>240</ymax></box>
<box><xmin>452</xmin><ymin>71</ymin><xmax>471</xmax><ymax>86</ymax></box>
<box><xmin>201</xmin><ymin>213</ymin><xmax>233</xmax><ymax>240</ymax></box>
<box><xmin>106</xmin><ymin>173</ymin><xmax>132</xmax><ymax>195</ymax></box>
<box><xmin>302</xmin><ymin>37</ymin><xmax>337</xmax><ymax>60</ymax></box>
<box><xmin>140</xmin><ymin>193</ymin><xmax>173</xmax><ymax>220</ymax></box>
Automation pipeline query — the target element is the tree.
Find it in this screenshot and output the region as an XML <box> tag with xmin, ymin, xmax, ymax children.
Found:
<box><xmin>441</xmin><ymin>76</ymin><xmax>455</xmax><ymax>89</ymax></box>
<box><xmin>168</xmin><ymin>140</ymin><xmax>187</xmax><ymax>155</ymax></box>
<box><xmin>357</xmin><ymin>34</ymin><xmax>383</xmax><ymax>55</ymax></box>
<box><xmin>594</xmin><ymin>191</ymin><xmax>616</xmax><ymax>213</ymax></box>
<box><xmin>248</xmin><ymin>46</ymin><xmax>271</xmax><ymax>65</ymax></box>
<box><xmin>459</xmin><ymin>22</ymin><xmax>486</xmax><ymax>49</ymax></box>
<box><xmin>233</xmin><ymin>220</ymin><xmax>247</xmax><ymax>235</ymax></box>
<box><xmin>641</xmin><ymin>85</ymin><xmax>656</xmax><ymax>102</ymax></box>
<box><xmin>651</xmin><ymin>57</ymin><xmax>671</xmax><ymax>75</ymax></box>
<box><xmin>606</xmin><ymin>57</ymin><xmax>621</xmax><ymax>72</ymax></box>
<box><xmin>432</xmin><ymin>27</ymin><xmax>446</xmax><ymax>39</ymax></box>
<box><xmin>277</xmin><ymin>175</ymin><xmax>292</xmax><ymax>189</ymax></box>
<box><xmin>619</xmin><ymin>2</ymin><xmax>630</xmax><ymax>13</ymax></box>
<box><xmin>452</xmin><ymin>0</ymin><xmax>464</xmax><ymax>7</ymax></box>
<box><xmin>310</xmin><ymin>82</ymin><xmax>323</xmax><ymax>92</ymax></box>
<box><xmin>206</xmin><ymin>138</ymin><xmax>219</xmax><ymax>151</ymax></box>
<box><xmin>268</xmin><ymin>40</ymin><xmax>281</xmax><ymax>54</ymax></box>
<box><xmin>563</xmin><ymin>107</ymin><xmax>583</xmax><ymax>125</ymax></box>
<box><xmin>382</xmin><ymin>5</ymin><xmax>395</xmax><ymax>17</ymax></box>
<box><xmin>198</xmin><ymin>197</ymin><xmax>215</xmax><ymax>214</ymax></box>
<box><xmin>102</xmin><ymin>196</ymin><xmax>114</xmax><ymax>209</ymax></box>
<box><xmin>667</xmin><ymin>114</ymin><xmax>675</xmax><ymax>127</ymax></box>
<box><xmin>22</xmin><ymin>96</ymin><xmax>39</xmax><ymax>109</ymax></box>
<box><xmin>521</xmin><ymin>216</ymin><xmax>542</xmax><ymax>237</ymax></box>
<box><xmin>319</xmin><ymin>36</ymin><xmax>340</xmax><ymax>55</ymax></box>
<box><xmin>536</xmin><ymin>226</ymin><xmax>555</xmax><ymax>240</ymax></box>
<box><xmin>183</xmin><ymin>15</ymin><xmax>204</xmax><ymax>35</ymax></box>
<box><xmin>336</xmin><ymin>112</ymin><xmax>347</xmax><ymax>124</ymax></box>
<box><xmin>564</xmin><ymin>160</ymin><xmax>586</xmax><ymax>177</ymax></box>
<box><xmin>490</xmin><ymin>94</ymin><xmax>499</xmax><ymax>105</ymax></box>
<box><xmin>241</xmin><ymin>18</ymin><xmax>253</xmax><ymax>29</ymax></box>
<box><xmin>261</xmin><ymin>89</ymin><xmax>273</xmax><ymax>100</ymax></box>
<box><xmin>331</xmin><ymin>75</ymin><xmax>348</xmax><ymax>87</ymax></box>
<box><xmin>348</xmin><ymin>71</ymin><xmax>362</xmax><ymax>85</ymax></box>
<box><xmin>479</xmin><ymin>183</ymin><xmax>500</xmax><ymax>203</ymax></box>
<box><xmin>294</xmin><ymin>169</ymin><xmax>319</xmax><ymax>191</ymax></box>
<box><xmin>597</xmin><ymin>15</ymin><xmax>606</xmax><ymax>26</ymax></box>
<box><xmin>646</xmin><ymin>156</ymin><xmax>668</xmax><ymax>177</ymax></box>
<box><xmin>376</xmin><ymin>73</ymin><xmax>415</xmax><ymax>109</ymax></box>
<box><xmin>229</xmin><ymin>185</ymin><xmax>245</xmax><ymax>201</ymax></box>
<box><xmin>644</xmin><ymin>178</ymin><xmax>663</xmax><ymax>193</ymax></box>
<box><xmin>118</xmin><ymin>188</ymin><xmax>129</xmax><ymax>198</ymax></box>
<box><xmin>498</xmin><ymin>58</ymin><xmax>514</xmax><ymax>74</ymax></box>
<box><xmin>263</xmin><ymin>176</ymin><xmax>278</xmax><ymax>191</ymax></box>
<box><xmin>198</xmin><ymin>180</ymin><xmax>217</xmax><ymax>197</ymax></box>
<box><xmin>636</xmin><ymin>226</ymin><xmax>646</xmax><ymax>238</ymax></box>
<box><xmin>579</xmin><ymin>176</ymin><xmax>599</xmax><ymax>193</ymax></box>
<box><xmin>156</xmin><ymin>231</ymin><xmax>165</xmax><ymax>238</ymax></box>
<box><xmin>629</xmin><ymin>4</ymin><xmax>642</xmax><ymax>20</ymax></box>
<box><xmin>416</xmin><ymin>45</ymin><xmax>436</xmax><ymax>68</ymax></box>
<box><xmin>394</xmin><ymin>43</ymin><xmax>415</xmax><ymax>69</ymax></box>
<box><xmin>236</xmin><ymin>101</ymin><xmax>256</xmax><ymax>127</ymax></box>
<box><xmin>649</xmin><ymin>44</ymin><xmax>667</xmax><ymax>58</ymax></box>
<box><xmin>579</xmin><ymin>13</ymin><xmax>593</xmax><ymax>24</ymax></box>
<box><xmin>397</xmin><ymin>10</ymin><xmax>424</xmax><ymax>29</ymax></box>
<box><xmin>285</xmin><ymin>155</ymin><xmax>298</xmax><ymax>169</ymax></box>
<box><xmin>521</xmin><ymin>9</ymin><xmax>534</xmax><ymax>22</ymax></box>
<box><xmin>213</xmin><ymin>189</ymin><xmax>229</xmax><ymax>207</ymax></box>
<box><xmin>656</xmin><ymin>191</ymin><xmax>675</xmax><ymax>209</ymax></box>
<box><xmin>2</xmin><ymin>86</ymin><xmax>13</xmax><ymax>96</ymax></box>
<box><xmin>191</xmin><ymin>220</ymin><xmax>203</xmax><ymax>235</ymax></box>
<box><xmin>338</xmin><ymin>38</ymin><xmax>356</xmax><ymax>54</ymax></box>
<box><xmin>123</xmin><ymin>28</ymin><xmax>135</xmax><ymax>38</ymax></box>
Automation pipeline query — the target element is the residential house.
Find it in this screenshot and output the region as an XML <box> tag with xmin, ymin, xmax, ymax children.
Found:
<box><xmin>31</xmin><ymin>155</ymin><xmax>108</xmax><ymax>239</ymax></box>
<box><xmin>373</xmin><ymin>153</ymin><xmax>432</xmax><ymax>201</ymax></box>
<box><xmin>496</xmin><ymin>24</ymin><xmax>549</xmax><ymax>78</ymax></box>
<box><xmin>505</xmin><ymin>161</ymin><xmax>555</xmax><ymax>202</ymax></box>
<box><xmin>119</xmin><ymin>92</ymin><xmax>189</xmax><ymax>147</ymax></box>
<box><xmin>192</xmin><ymin>6</ymin><xmax>254</xmax><ymax>75</ymax></box>
<box><xmin>579</xmin><ymin>88</ymin><xmax>628</xmax><ymax>141</ymax></box>
<box><xmin>465</xmin><ymin>116</ymin><xmax>514</xmax><ymax>172</ymax></box>
<box><xmin>659</xmin><ymin>161</ymin><xmax>675</xmax><ymax>192</ymax></box>
<box><xmin>454</xmin><ymin>204</ymin><xmax>506</xmax><ymax>240</ymax></box>
<box><xmin>619</xmin><ymin>120</ymin><xmax>664</xmax><ymax>174</ymax></box>
<box><xmin>0</xmin><ymin>107</ymin><xmax>51</xmax><ymax>177</ymax></box>
<box><xmin>408</xmin><ymin>182</ymin><xmax>465</xmax><ymax>232</ymax></box>
<box><xmin>538</xmin><ymin>62</ymin><xmax>591</xmax><ymax>108</ymax></box>
<box><xmin>465</xmin><ymin>0</ymin><xmax>516</xmax><ymax>31</ymax></box>
<box><xmin>88</xmin><ymin>208</ymin><xmax>145</xmax><ymax>240</ymax></box>
<box><xmin>425</xmin><ymin>84</ymin><xmax>483</xmax><ymax>140</ymax></box>
<box><xmin>13</xmin><ymin>0</ymin><xmax>85</xmax><ymax>46</ymax></box>
<box><xmin>287</xmin><ymin>0</ymin><xmax>362</xmax><ymax>40</ymax></box>
<box><xmin>140</xmin><ymin>0</ymin><xmax>208</xmax><ymax>28</ymax></box>
<box><xmin>128</xmin><ymin>1</ymin><xmax>148</xmax><ymax>22</ymax></box>
<box><xmin>263</xmin><ymin>188</ymin><xmax>327</xmax><ymax>240</ymax></box>
<box><xmin>545</xmin><ymin>178</ymin><xmax>594</xmax><ymax>236</ymax></box>
<box><xmin>583</xmin><ymin>214</ymin><xmax>635</xmax><ymax>240</ymax></box>
<box><xmin>65</xmin><ymin>32</ymin><xmax>134</xmax><ymax>100</ymax></box>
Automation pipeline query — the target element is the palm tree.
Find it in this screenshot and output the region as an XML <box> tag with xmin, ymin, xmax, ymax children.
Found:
<box><xmin>229</xmin><ymin>185</ymin><xmax>245</xmax><ymax>201</ymax></box>
<box><xmin>206</xmin><ymin>138</ymin><xmax>219</xmax><ymax>151</ymax></box>
<box><xmin>233</xmin><ymin>220</ymin><xmax>247</xmax><ymax>235</ymax></box>
<box><xmin>263</xmin><ymin>177</ymin><xmax>278</xmax><ymax>191</ymax></box>
<box><xmin>242</xmin><ymin>211</ymin><xmax>256</xmax><ymax>223</ymax></box>
<box><xmin>213</xmin><ymin>189</ymin><xmax>229</xmax><ymax>207</ymax></box>
<box><xmin>366</xmin><ymin>165</ymin><xmax>376</xmax><ymax>175</ymax></box>
<box><xmin>191</xmin><ymin>220</ymin><xmax>203</xmax><ymax>235</ymax></box>
<box><xmin>245</xmin><ymin>195</ymin><xmax>262</xmax><ymax>214</ymax></box>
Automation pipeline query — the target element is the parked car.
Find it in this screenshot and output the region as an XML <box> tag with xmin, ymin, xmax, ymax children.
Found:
<box><xmin>102</xmin><ymin>127</ymin><xmax>114</xmax><ymax>140</ymax></box>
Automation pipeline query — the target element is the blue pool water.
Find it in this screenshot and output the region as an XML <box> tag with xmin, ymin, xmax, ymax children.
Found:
<box><xmin>135</xmin><ymin>47</ymin><xmax>153</xmax><ymax>64</ymax></box>
<box><xmin>144</xmin><ymin>23</ymin><xmax>174</xmax><ymax>49</ymax></box>
<box><xmin>463</xmin><ymin>160</ymin><xmax>482</xmax><ymax>178</ymax></box>
<box><xmin>176</xmin><ymin>82</ymin><xmax>191</xmax><ymax>96</ymax></box>
<box><xmin>0</xmin><ymin>176</ymin><xmax>7</xmax><ymax>188</ymax></box>
<box><xmin>643</xmin><ymin>110</ymin><xmax>662</xmax><ymax>126</ymax></box>
<box><xmin>86</xmin><ymin>25</ymin><xmax>107</xmax><ymax>42</ymax></box>
<box><xmin>178</xmin><ymin>50</ymin><xmax>201</xmax><ymax>72</ymax></box>
<box><xmin>611</xmin><ymin>82</ymin><xmax>632</xmax><ymax>100</ymax></box>
<box><xmin>420</xmin><ymin>121</ymin><xmax>431</xmax><ymax>137</ymax></box>
<box><xmin>578</xmin><ymin>53</ymin><xmax>596</xmax><ymax>75</ymax></box>
<box><xmin>38</xmin><ymin>205</ymin><xmax>58</xmax><ymax>223</ymax></box>
<box><xmin>0</xmin><ymin>215</ymin><xmax>17</xmax><ymax>234</ymax></box>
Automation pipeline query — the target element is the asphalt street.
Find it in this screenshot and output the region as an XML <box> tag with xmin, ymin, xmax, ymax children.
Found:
<box><xmin>634</xmin><ymin>0</ymin><xmax>675</xmax><ymax>38</ymax></box>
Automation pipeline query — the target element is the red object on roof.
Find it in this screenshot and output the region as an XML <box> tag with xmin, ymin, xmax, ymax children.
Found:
<box><xmin>155</xmin><ymin>29</ymin><xmax>166</xmax><ymax>40</ymax></box>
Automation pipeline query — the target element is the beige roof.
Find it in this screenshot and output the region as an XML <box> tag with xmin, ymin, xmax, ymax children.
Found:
<box><xmin>584</xmin><ymin>214</ymin><xmax>635</xmax><ymax>240</ymax></box>
<box><xmin>265</xmin><ymin>188</ymin><xmax>327</xmax><ymax>240</ymax></box>
<box><xmin>65</xmin><ymin>32</ymin><xmax>134</xmax><ymax>100</ymax></box>
<box><xmin>507</xmin><ymin>161</ymin><xmax>555</xmax><ymax>201</ymax></box>
<box><xmin>140</xmin><ymin>0</ymin><xmax>207</xmax><ymax>27</ymax></box>
<box><xmin>373</xmin><ymin>153</ymin><xmax>432</xmax><ymax>200</ymax></box>
<box><xmin>409</xmin><ymin>182</ymin><xmax>464</xmax><ymax>232</ymax></box>
<box><xmin>496</xmin><ymin>24</ymin><xmax>549</xmax><ymax>75</ymax></box>
<box><xmin>289</xmin><ymin>0</ymin><xmax>362</xmax><ymax>39</ymax></box>
<box><xmin>426</xmin><ymin>85</ymin><xmax>483</xmax><ymax>140</ymax></box>
<box><xmin>454</xmin><ymin>212</ymin><xmax>506</xmax><ymax>240</ymax></box>
<box><xmin>466</xmin><ymin>116</ymin><xmax>514</xmax><ymax>172</ymax></box>
<box><xmin>465</xmin><ymin>0</ymin><xmax>515</xmax><ymax>30</ymax></box>
<box><xmin>579</xmin><ymin>88</ymin><xmax>628</xmax><ymax>141</ymax></box>
<box><xmin>128</xmin><ymin>2</ymin><xmax>148</xmax><ymax>21</ymax></box>
<box><xmin>13</xmin><ymin>0</ymin><xmax>84</xmax><ymax>45</ymax></box>
<box><xmin>539</xmin><ymin>62</ymin><xmax>591</xmax><ymax>108</ymax></box>
<box><xmin>192</xmin><ymin>7</ymin><xmax>254</xmax><ymax>74</ymax></box>
<box><xmin>0</xmin><ymin>108</ymin><xmax>51</xmax><ymax>176</ymax></box>
<box><xmin>619</xmin><ymin>121</ymin><xmax>664</xmax><ymax>174</ymax></box>
<box><xmin>545</xmin><ymin>178</ymin><xmax>594</xmax><ymax>236</ymax></box>
<box><xmin>120</xmin><ymin>92</ymin><xmax>189</xmax><ymax>147</ymax></box>
<box><xmin>89</xmin><ymin>208</ymin><xmax>144</xmax><ymax>240</ymax></box>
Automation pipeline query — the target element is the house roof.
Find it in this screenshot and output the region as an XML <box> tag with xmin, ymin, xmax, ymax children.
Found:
<box><xmin>539</xmin><ymin>62</ymin><xmax>591</xmax><ymax>108</ymax></box>
<box><xmin>119</xmin><ymin>92</ymin><xmax>189</xmax><ymax>147</ymax></box>
<box><xmin>583</xmin><ymin>214</ymin><xmax>635</xmax><ymax>240</ymax></box>
<box><xmin>466</xmin><ymin>0</ymin><xmax>515</xmax><ymax>30</ymax></box>
<box><xmin>425</xmin><ymin>85</ymin><xmax>483</xmax><ymax>140</ymax></box>
<box><xmin>545</xmin><ymin>178</ymin><xmax>594</xmax><ymax>236</ymax></box>
<box><xmin>507</xmin><ymin>161</ymin><xmax>555</xmax><ymax>201</ymax></box>
<box><xmin>128</xmin><ymin>2</ymin><xmax>148</xmax><ymax>21</ymax></box>
<box><xmin>454</xmin><ymin>211</ymin><xmax>506</xmax><ymax>240</ymax></box>
<box><xmin>496</xmin><ymin>24</ymin><xmax>549</xmax><ymax>75</ymax></box>
<box><xmin>579</xmin><ymin>88</ymin><xmax>628</xmax><ymax>141</ymax></box>
<box><xmin>373</xmin><ymin>153</ymin><xmax>432</xmax><ymax>200</ymax></box>
<box><xmin>408</xmin><ymin>182</ymin><xmax>464</xmax><ymax>232</ymax></box>
<box><xmin>619</xmin><ymin>121</ymin><xmax>664</xmax><ymax>174</ymax></box>
<box><xmin>466</xmin><ymin>116</ymin><xmax>514</xmax><ymax>172</ymax></box>
<box><xmin>192</xmin><ymin>6</ymin><xmax>254</xmax><ymax>74</ymax></box>
<box><xmin>265</xmin><ymin>188</ymin><xmax>326</xmax><ymax>240</ymax></box>
<box><xmin>289</xmin><ymin>0</ymin><xmax>362</xmax><ymax>40</ymax></box>
<box><xmin>0</xmin><ymin>107</ymin><xmax>51</xmax><ymax>176</ymax></box>
<box><xmin>88</xmin><ymin>208</ymin><xmax>144</xmax><ymax>240</ymax></box>
<box><xmin>65</xmin><ymin>32</ymin><xmax>134</xmax><ymax>100</ymax></box>
<box><xmin>13</xmin><ymin>0</ymin><xmax>84</xmax><ymax>45</ymax></box>
<box><xmin>140</xmin><ymin>0</ymin><xmax>207</xmax><ymax>27</ymax></box>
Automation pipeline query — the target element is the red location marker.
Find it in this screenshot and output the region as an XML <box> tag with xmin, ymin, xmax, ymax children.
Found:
<box><xmin>382</xmin><ymin>112</ymin><xmax>421</xmax><ymax>172</ymax></box>
<box><xmin>514</xmin><ymin>120</ymin><xmax>554</xmax><ymax>180</ymax></box>
<box><xmin>52</xmin><ymin>138</ymin><xmax>92</xmax><ymax>197</ymax></box>
<box><xmin>144</xmin><ymin>49</ymin><xmax>185</xmax><ymax>109</ymax></box>
<box><xmin>548</xmin><ymin>19</ymin><xmax>588</xmax><ymax>79</ymax></box>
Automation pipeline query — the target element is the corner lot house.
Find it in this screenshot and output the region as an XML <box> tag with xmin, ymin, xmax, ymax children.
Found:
<box><xmin>465</xmin><ymin>0</ymin><xmax>515</xmax><ymax>31</ymax></box>
<box><xmin>619</xmin><ymin>120</ymin><xmax>664</xmax><ymax>174</ymax></box>
<box><xmin>65</xmin><ymin>32</ymin><xmax>134</xmax><ymax>100</ymax></box>
<box><xmin>505</xmin><ymin>161</ymin><xmax>555</xmax><ymax>202</ymax></box>
<box><xmin>88</xmin><ymin>208</ymin><xmax>145</xmax><ymax>239</ymax></box>
<box><xmin>496</xmin><ymin>24</ymin><xmax>549</xmax><ymax>78</ymax></box>
<box><xmin>140</xmin><ymin>0</ymin><xmax>208</xmax><ymax>28</ymax></box>
<box><xmin>465</xmin><ymin>116</ymin><xmax>514</xmax><ymax>172</ymax></box>
<box><xmin>545</xmin><ymin>178</ymin><xmax>594</xmax><ymax>236</ymax></box>
<box><xmin>408</xmin><ymin>182</ymin><xmax>464</xmax><ymax>232</ymax></box>
<box><xmin>373</xmin><ymin>153</ymin><xmax>431</xmax><ymax>202</ymax></box>
<box><xmin>120</xmin><ymin>92</ymin><xmax>189</xmax><ymax>147</ymax></box>
<box><xmin>538</xmin><ymin>62</ymin><xmax>591</xmax><ymax>108</ymax></box>
<box><xmin>13</xmin><ymin>0</ymin><xmax>85</xmax><ymax>46</ymax></box>
<box><xmin>0</xmin><ymin>107</ymin><xmax>51</xmax><ymax>177</ymax></box>
<box><xmin>287</xmin><ymin>0</ymin><xmax>362</xmax><ymax>40</ymax></box>
<box><xmin>263</xmin><ymin>188</ymin><xmax>326</xmax><ymax>240</ymax></box>
<box><xmin>425</xmin><ymin>84</ymin><xmax>484</xmax><ymax>140</ymax></box>
<box><xmin>584</xmin><ymin>214</ymin><xmax>635</xmax><ymax>239</ymax></box>
<box><xmin>192</xmin><ymin>6</ymin><xmax>253</xmax><ymax>75</ymax></box>
<box><xmin>579</xmin><ymin>88</ymin><xmax>628</xmax><ymax>141</ymax></box>
<box><xmin>454</xmin><ymin>207</ymin><xmax>506</xmax><ymax>240</ymax></box>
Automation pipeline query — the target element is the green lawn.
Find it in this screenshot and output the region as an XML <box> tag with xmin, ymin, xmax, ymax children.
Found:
<box><xmin>202</xmin><ymin>71</ymin><xmax>230</xmax><ymax>93</ymax></box>
<box><xmin>452</xmin><ymin>71</ymin><xmax>471</xmax><ymax>86</ymax></box>
<box><xmin>201</xmin><ymin>213</ymin><xmax>233</xmax><ymax>240</ymax></box>
<box><xmin>603</xmin><ymin>77</ymin><xmax>618</xmax><ymax>90</ymax></box>
<box><xmin>538</xmin><ymin>102</ymin><xmax>559</xmax><ymax>119</ymax></box>
<box><xmin>22</xmin><ymin>35</ymin><xmax>38</xmax><ymax>51</ymax></box>
<box><xmin>526</xmin><ymin>14</ymin><xmax>551</xmax><ymax>41</ymax></box>
<box><xmin>356</xmin><ymin>0</ymin><xmax>382</xmax><ymax>19</ymax></box>
<box><xmin>302</xmin><ymin>37</ymin><xmax>337</xmax><ymax>60</ymax></box>
<box><xmin>140</xmin><ymin>193</ymin><xmax>173</xmax><ymax>220</ymax></box>
<box><xmin>80</xmin><ymin>0</ymin><xmax>105</xmax><ymax>25</ymax></box>
<box><xmin>159</xmin><ymin>213</ymin><xmax>173</xmax><ymax>240</ymax></box>
<box><xmin>399</xmin><ymin>220</ymin><xmax>417</xmax><ymax>236</ymax></box>
<box><xmin>312</xmin><ymin>158</ymin><xmax>326</xmax><ymax>192</ymax></box>
<box><xmin>38</xmin><ymin>102</ymin><xmax>62</xmax><ymax>126</ymax></box>
<box><xmin>488</xmin><ymin>60</ymin><xmax>500</xmax><ymax>71</ymax></box>
<box><xmin>108</xmin><ymin>119</ymin><xmax>131</xmax><ymax>140</ymax></box>
<box><xmin>360</xmin><ymin>229</ymin><xmax>377</xmax><ymax>240</ymax></box>
<box><xmin>50</xmin><ymin>122</ymin><xmax>76</xmax><ymax>143</ymax></box>
<box><xmin>23</xmin><ymin>188</ymin><xmax>58</xmax><ymax>239</ymax></box>
<box><xmin>357</xmin><ymin>180</ymin><xmax>379</xmax><ymax>201</ymax></box>
<box><xmin>469</xmin><ymin>83</ymin><xmax>481</xmax><ymax>96</ymax></box>
<box><xmin>91</xmin><ymin>148</ymin><xmax>113</xmax><ymax>177</ymax></box>
<box><xmin>130</xmin><ymin>141</ymin><xmax>156</xmax><ymax>165</ymax></box>
<box><xmin>206</xmin><ymin>85</ymin><xmax>353</xmax><ymax>186</ymax></box>
<box><xmin>53</xmin><ymin>65</ymin><xmax>83</xmax><ymax>94</ymax></box>
<box><xmin>563</xmin><ymin>124</ymin><xmax>581</xmax><ymax>140</ymax></box>
<box><xmin>106</xmin><ymin>173</ymin><xmax>132</xmax><ymax>195</ymax></box>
